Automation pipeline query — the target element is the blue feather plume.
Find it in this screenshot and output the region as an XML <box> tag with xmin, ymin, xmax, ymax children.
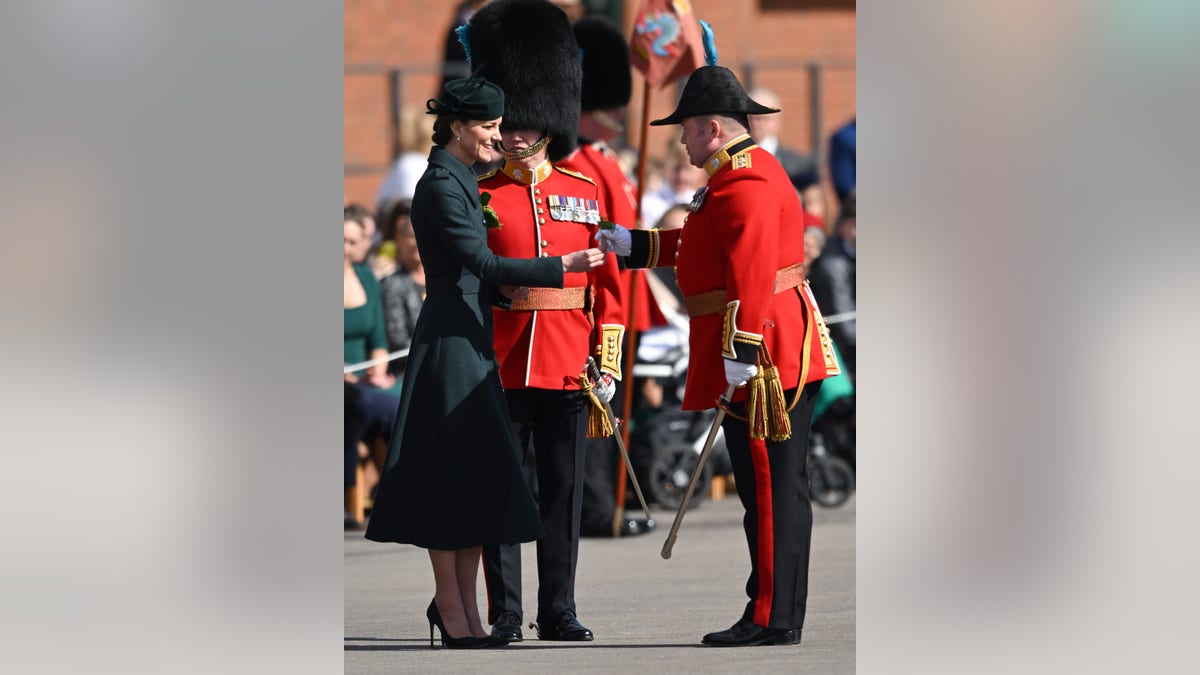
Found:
<box><xmin>699</xmin><ymin>20</ymin><xmax>718</xmax><ymax>66</ymax></box>
<box><xmin>455</xmin><ymin>24</ymin><xmax>472</xmax><ymax>65</ymax></box>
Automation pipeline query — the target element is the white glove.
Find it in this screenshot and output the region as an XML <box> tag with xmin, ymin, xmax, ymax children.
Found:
<box><xmin>592</xmin><ymin>372</ymin><xmax>615</xmax><ymax>404</ymax></box>
<box><xmin>723</xmin><ymin>359</ymin><xmax>758</xmax><ymax>387</ymax></box>
<box><xmin>595</xmin><ymin>225</ymin><xmax>631</xmax><ymax>256</ymax></box>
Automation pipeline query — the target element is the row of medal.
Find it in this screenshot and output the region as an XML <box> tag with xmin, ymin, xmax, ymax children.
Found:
<box><xmin>547</xmin><ymin>195</ymin><xmax>601</xmax><ymax>225</ymax></box>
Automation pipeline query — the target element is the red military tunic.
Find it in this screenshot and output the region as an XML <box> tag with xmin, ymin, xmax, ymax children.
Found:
<box><xmin>479</xmin><ymin>159</ymin><xmax>625</xmax><ymax>390</ymax></box>
<box><xmin>559</xmin><ymin>141</ymin><xmax>660</xmax><ymax>332</ymax></box>
<box><xmin>625</xmin><ymin>134</ymin><xmax>840</xmax><ymax>411</ymax></box>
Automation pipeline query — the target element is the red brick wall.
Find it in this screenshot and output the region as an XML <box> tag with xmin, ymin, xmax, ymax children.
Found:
<box><xmin>344</xmin><ymin>0</ymin><xmax>856</xmax><ymax>213</ymax></box>
<box><xmin>344</xmin><ymin>0</ymin><xmax>461</xmax><ymax>207</ymax></box>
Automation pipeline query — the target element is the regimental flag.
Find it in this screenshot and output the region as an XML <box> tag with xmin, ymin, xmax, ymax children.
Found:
<box><xmin>629</xmin><ymin>0</ymin><xmax>705</xmax><ymax>90</ymax></box>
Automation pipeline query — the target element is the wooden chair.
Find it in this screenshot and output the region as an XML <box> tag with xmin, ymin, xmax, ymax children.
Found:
<box><xmin>345</xmin><ymin>438</ymin><xmax>387</xmax><ymax>525</ymax></box>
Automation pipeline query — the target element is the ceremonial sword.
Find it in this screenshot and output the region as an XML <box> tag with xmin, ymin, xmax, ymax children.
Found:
<box><xmin>661</xmin><ymin>383</ymin><xmax>737</xmax><ymax>560</ymax></box>
<box><xmin>586</xmin><ymin>357</ymin><xmax>655</xmax><ymax>526</ymax></box>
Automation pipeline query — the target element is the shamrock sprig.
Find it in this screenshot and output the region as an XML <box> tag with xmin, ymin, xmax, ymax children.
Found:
<box><xmin>480</xmin><ymin>191</ymin><xmax>502</xmax><ymax>229</ymax></box>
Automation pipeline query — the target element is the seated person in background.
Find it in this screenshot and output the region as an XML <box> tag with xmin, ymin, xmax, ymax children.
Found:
<box><xmin>807</xmin><ymin>191</ymin><xmax>856</xmax><ymax>378</ymax></box>
<box><xmin>803</xmin><ymin>221</ymin><xmax>826</xmax><ymax>275</ymax></box>
<box><xmin>377</xmin><ymin>198</ymin><xmax>425</xmax><ymax>379</ymax></box>
<box><xmin>645</xmin><ymin>204</ymin><xmax>688</xmax><ymax>308</ymax></box>
<box><xmin>639</xmin><ymin>145</ymin><xmax>706</xmax><ymax>229</ymax></box>
<box><xmin>376</xmin><ymin>109</ymin><xmax>436</xmax><ymax>210</ymax></box>
<box><xmin>344</xmin><ymin>215</ymin><xmax>400</xmax><ymax>528</ymax></box>
<box><xmin>829</xmin><ymin>117</ymin><xmax>856</xmax><ymax>207</ymax></box>
<box><xmin>749</xmin><ymin>87</ymin><xmax>826</xmax><ymax>223</ymax></box>
<box><xmin>346</xmin><ymin>203</ymin><xmax>394</xmax><ymax>279</ymax></box>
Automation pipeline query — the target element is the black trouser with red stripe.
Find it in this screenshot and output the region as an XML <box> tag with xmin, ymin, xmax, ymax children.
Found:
<box><xmin>721</xmin><ymin>381</ymin><xmax>821</xmax><ymax>630</ymax></box>
<box><xmin>483</xmin><ymin>388</ymin><xmax>587</xmax><ymax>625</ymax></box>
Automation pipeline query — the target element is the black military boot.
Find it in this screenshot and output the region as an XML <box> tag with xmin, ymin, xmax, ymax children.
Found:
<box><xmin>701</xmin><ymin>617</ymin><xmax>801</xmax><ymax>647</ymax></box>
<box><xmin>535</xmin><ymin>610</ymin><xmax>594</xmax><ymax>641</ymax></box>
<box><xmin>490</xmin><ymin>610</ymin><xmax>523</xmax><ymax>642</ymax></box>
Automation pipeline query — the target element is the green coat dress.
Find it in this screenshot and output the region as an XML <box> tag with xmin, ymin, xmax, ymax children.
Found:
<box><xmin>365</xmin><ymin>147</ymin><xmax>565</xmax><ymax>550</ymax></box>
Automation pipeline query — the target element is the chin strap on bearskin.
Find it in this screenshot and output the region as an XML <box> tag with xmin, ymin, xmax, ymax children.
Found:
<box><xmin>499</xmin><ymin>133</ymin><xmax>552</xmax><ymax>161</ymax></box>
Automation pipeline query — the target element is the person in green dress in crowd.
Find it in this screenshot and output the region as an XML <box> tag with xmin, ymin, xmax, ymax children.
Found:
<box><xmin>364</xmin><ymin>76</ymin><xmax>605</xmax><ymax>649</ymax></box>
<box><xmin>344</xmin><ymin>216</ymin><xmax>400</xmax><ymax>529</ymax></box>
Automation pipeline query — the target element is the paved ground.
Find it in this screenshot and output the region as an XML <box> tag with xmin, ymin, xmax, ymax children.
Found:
<box><xmin>345</xmin><ymin>494</ymin><xmax>855</xmax><ymax>674</ymax></box>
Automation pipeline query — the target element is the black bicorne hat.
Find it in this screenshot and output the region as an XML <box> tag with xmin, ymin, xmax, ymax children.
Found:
<box><xmin>466</xmin><ymin>0</ymin><xmax>581</xmax><ymax>161</ymax></box>
<box><xmin>574</xmin><ymin>16</ymin><xmax>631</xmax><ymax>112</ymax></box>
<box><xmin>649</xmin><ymin>65</ymin><xmax>779</xmax><ymax>126</ymax></box>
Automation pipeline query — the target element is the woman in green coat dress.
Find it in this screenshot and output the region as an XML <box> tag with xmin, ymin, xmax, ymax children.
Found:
<box><xmin>364</xmin><ymin>77</ymin><xmax>604</xmax><ymax>648</ymax></box>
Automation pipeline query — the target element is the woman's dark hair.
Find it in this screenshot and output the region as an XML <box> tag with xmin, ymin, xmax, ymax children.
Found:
<box><xmin>431</xmin><ymin>115</ymin><xmax>461</xmax><ymax>146</ymax></box>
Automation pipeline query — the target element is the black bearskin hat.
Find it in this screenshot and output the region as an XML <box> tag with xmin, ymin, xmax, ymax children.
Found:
<box><xmin>465</xmin><ymin>0</ymin><xmax>581</xmax><ymax>161</ymax></box>
<box><xmin>574</xmin><ymin>16</ymin><xmax>631</xmax><ymax>112</ymax></box>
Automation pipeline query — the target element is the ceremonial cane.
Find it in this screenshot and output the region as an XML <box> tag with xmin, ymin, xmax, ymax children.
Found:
<box><xmin>660</xmin><ymin>383</ymin><xmax>738</xmax><ymax>560</ymax></box>
<box><xmin>586</xmin><ymin>357</ymin><xmax>655</xmax><ymax>524</ymax></box>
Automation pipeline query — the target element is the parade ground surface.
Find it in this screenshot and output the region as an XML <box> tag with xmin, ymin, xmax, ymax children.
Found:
<box><xmin>345</xmin><ymin>494</ymin><xmax>855</xmax><ymax>673</ymax></box>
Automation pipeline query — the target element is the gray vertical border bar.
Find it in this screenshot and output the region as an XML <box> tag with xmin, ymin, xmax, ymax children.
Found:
<box><xmin>0</xmin><ymin>2</ymin><xmax>345</xmax><ymax>673</ymax></box>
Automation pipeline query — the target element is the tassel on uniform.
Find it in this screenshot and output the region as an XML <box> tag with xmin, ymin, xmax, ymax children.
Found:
<box><xmin>761</xmin><ymin>363</ymin><xmax>792</xmax><ymax>441</ymax></box>
<box><xmin>745</xmin><ymin>370</ymin><xmax>769</xmax><ymax>441</ymax></box>
<box><xmin>586</xmin><ymin>399</ymin><xmax>613</xmax><ymax>439</ymax></box>
<box><xmin>580</xmin><ymin>370</ymin><xmax>613</xmax><ymax>439</ymax></box>
<box><xmin>749</xmin><ymin>349</ymin><xmax>793</xmax><ymax>442</ymax></box>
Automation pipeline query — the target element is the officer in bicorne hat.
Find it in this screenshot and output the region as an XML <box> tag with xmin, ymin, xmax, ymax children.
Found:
<box><xmin>597</xmin><ymin>65</ymin><xmax>842</xmax><ymax>648</ymax></box>
<box><xmin>465</xmin><ymin>0</ymin><xmax>626</xmax><ymax>644</ymax></box>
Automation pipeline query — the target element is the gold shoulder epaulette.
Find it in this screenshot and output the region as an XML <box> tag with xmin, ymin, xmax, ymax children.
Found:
<box><xmin>476</xmin><ymin>169</ymin><xmax>499</xmax><ymax>182</ymax></box>
<box><xmin>554</xmin><ymin>167</ymin><xmax>596</xmax><ymax>185</ymax></box>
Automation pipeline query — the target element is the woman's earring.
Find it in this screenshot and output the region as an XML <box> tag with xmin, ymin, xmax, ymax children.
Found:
<box><xmin>456</xmin><ymin>135</ymin><xmax>461</xmax><ymax>142</ymax></box>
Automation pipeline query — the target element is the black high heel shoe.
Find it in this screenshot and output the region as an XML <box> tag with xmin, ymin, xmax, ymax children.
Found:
<box><xmin>426</xmin><ymin>600</ymin><xmax>490</xmax><ymax>649</ymax></box>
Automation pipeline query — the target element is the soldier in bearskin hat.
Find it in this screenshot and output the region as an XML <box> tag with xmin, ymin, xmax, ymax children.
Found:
<box><xmin>597</xmin><ymin>65</ymin><xmax>843</xmax><ymax>647</ymax></box>
<box><xmin>464</xmin><ymin>0</ymin><xmax>627</xmax><ymax>643</ymax></box>
<box><xmin>556</xmin><ymin>15</ymin><xmax>657</xmax><ymax>540</ymax></box>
